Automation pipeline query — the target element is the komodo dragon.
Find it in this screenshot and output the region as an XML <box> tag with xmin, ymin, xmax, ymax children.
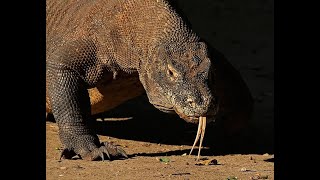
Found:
<box><xmin>46</xmin><ymin>0</ymin><xmax>253</xmax><ymax>161</ymax></box>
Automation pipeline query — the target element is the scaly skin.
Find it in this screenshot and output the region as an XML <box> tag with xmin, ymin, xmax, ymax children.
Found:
<box><xmin>46</xmin><ymin>0</ymin><xmax>253</xmax><ymax>161</ymax></box>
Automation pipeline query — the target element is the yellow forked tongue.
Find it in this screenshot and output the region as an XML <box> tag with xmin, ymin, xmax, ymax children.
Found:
<box><xmin>189</xmin><ymin>116</ymin><xmax>207</xmax><ymax>161</ymax></box>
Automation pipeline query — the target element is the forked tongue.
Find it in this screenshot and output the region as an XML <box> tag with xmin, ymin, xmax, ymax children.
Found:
<box><xmin>189</xmin><ymin>116</ymin><xmax>207</xmax><ymax>161</ymax></box>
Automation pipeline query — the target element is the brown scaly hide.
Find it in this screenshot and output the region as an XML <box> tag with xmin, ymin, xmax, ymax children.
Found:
<box><xmin>46</xmin><ymin>0</ymin><xmax>197</xmax><ymax>70</ymax></box>
<box><xmin>46</xmin><ymin>0</ymin><xmax>197</xmax><ymax>115</ymax></box>
<box><xmin>46</xmin><ymin>0</ymin><xmax>253</xmax><ymax>136</ymax></box>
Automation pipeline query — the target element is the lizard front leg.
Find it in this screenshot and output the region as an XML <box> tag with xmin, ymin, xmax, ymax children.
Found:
<box><xmin>46</xmin><ymin>49</ymin><xmax>127</xmax><ymax>161</ymax></box>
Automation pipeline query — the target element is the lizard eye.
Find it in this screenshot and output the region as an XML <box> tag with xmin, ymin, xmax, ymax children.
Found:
<box><xmin>167</xmin><ymin>64</ymin><xmax>178</xmax><ymax>80</ymax></box>
<box><xmin>168</xmin><ymin>69</ymin><xmax>174</xmax><ymax>76</ymax></box>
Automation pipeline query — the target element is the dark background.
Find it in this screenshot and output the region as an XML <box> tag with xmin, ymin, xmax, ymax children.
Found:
<box><xmin>170</xmin><ymin>0</ymin><xmax>274</xmax><ymax>153</ymax></box>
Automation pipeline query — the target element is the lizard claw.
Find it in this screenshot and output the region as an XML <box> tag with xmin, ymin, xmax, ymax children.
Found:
<box><xmin>60</xmin><ymin>148</ymin><xmax>77</xmax><ymax>160</ymax></box>
<box><xmin>81</xmin><ymin>142</ymin><xmax>128</xmax><ymax>161</ymax></box>
<box><xmin>59</xmin><ymin>142</ymin><xmax>128</xmax><ymax>161</ymax></box>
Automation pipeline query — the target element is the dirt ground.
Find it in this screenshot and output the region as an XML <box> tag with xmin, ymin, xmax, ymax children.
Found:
<box><xmin>47</xmin><ymin>121</ymin><xmax>274</xmax><ymax>180</ymax></box>
<box><xmin>46</xmin><ymin>0</ymin><xmax>274</xmax><ymax>179</ymax></box>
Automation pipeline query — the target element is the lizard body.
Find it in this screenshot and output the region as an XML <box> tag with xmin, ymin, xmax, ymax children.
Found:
<box><xmin>46</xmin><ymin>0</ymin><xmax>253</xmax><ymax>160</ymax></box>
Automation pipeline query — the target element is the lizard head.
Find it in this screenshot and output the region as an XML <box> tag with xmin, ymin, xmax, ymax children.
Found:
<box><xmin>139</xmin><ymin>42</ymin><xmax>218</xmax><ymax>124</ymax></box>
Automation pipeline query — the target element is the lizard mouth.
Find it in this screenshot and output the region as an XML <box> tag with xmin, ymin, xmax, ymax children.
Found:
<box><xmin>173</xmin><ymin>107</ymin><xmax>205</xmax><ymax>123</ymax></box>
<box><xmin>153</xmin><ymin>104</ymin><xmax>175</xmax><ymax>114</ymax></box>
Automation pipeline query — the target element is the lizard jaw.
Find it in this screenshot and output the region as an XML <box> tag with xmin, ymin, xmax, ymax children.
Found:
<box><xmin>153</xmin><ymin>104</ymin><xmax>175</xmax><ymax>113</ymax></box>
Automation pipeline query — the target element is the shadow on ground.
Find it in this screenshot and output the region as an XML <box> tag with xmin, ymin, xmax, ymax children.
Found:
<box><xmin>47</xmin><ymin>89</ymin><xmax>273</xmax><ymax>157</ymax></box>
<box><xmin>83</xmin><ymin>94</ymin><xmax>274</xmax><ymax>156</ymax></box>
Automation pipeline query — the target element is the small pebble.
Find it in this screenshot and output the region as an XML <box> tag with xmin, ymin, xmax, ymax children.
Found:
<box><xmin>240</xmin><ymin>167</ymin><xmax>247</xmax><ymax>172</ymax></box>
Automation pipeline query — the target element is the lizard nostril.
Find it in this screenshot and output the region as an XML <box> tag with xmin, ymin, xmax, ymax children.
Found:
<box><xmin>187</xmin><ymin>98</ymin><xmax>196</xmax><ymax>108</ymax></box>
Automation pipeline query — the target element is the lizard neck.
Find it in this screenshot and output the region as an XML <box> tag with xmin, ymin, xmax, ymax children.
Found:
<box><xmin>103</xmin><ymin>0</ymin><xmax>199</xmax><ymax>73</ymax></box>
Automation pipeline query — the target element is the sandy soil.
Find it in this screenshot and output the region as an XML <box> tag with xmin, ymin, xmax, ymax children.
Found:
<box><xmin>46</xmin><ymin>0</ymin><xmax>274</xmax><ymax>179</ymax></box>
<box><xmin>47</xmin><ymin>121</ymin><xmax>274</xmax><ymax>180</ymax></box>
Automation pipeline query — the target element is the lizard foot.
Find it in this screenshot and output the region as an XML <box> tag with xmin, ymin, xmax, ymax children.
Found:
<box><xmin>60</xmin><ymin>142</ymin><xmax>128</xmax><ymax>161</ymax></box>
